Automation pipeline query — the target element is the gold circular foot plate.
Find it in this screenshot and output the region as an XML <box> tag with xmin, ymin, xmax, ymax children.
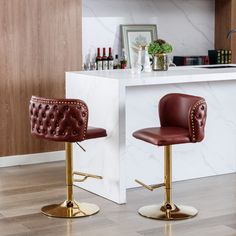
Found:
<box><xmin>138</xmin><ymin>204</ymin><xmax>198</xmax><ymax>220</ymax></box>
<box><xmin>41</xmin><ymin>200</ymin><xmax>100</xmax><ymax>218</ymax></box>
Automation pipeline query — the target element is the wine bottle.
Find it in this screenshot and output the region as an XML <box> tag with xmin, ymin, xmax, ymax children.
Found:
<box><xmin>113</xmin><ymin>54</ymin><xmax>120</xmax><ymax>69</ymax></box>
<box><xmin>120</xmin><ymin>48</ymin><xmax>127</xmax><ymax>69</ymax></box>
<box><xmin>108</xmin><ymin>47</ymin><xmax>114</xmax><ymax>70</ymax></box>
<box><xmin>102</xmin><ymin>48</ymin><xmax>108</xmax><ymax>70</ymax></box>
<box><xmin>96</xmin><ymin>48</ymin><xmax>103</xmax><ymax>70</ymax></box>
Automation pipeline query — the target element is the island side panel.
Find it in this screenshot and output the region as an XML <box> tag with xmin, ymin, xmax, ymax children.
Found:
<box><xmin>126</xmin><ymin>80</ymin><xmax>236</xmax><ymax>188</ymax></box>
<box><xmin>66</xmin><ymin>73</ymin><xmax>126</xmax><ymax>203</ymax></box>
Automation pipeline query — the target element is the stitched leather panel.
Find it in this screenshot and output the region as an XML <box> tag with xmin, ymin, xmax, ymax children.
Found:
<box><xmin>133</xmin><ymin>93</ymin><xmax>207</xmax><ymax>146</ymax></box>
<box><xmin>29</xmin><ymin>96</ymin><xmax>88</xmax><ymax>142</ymax></box>
<box><xmin>189</xmin><ymin>100</ymin><xmax>207</xmax><ymax>142</ymax></box>
<box><xmin>159</xmin><ymin>93</ymin><xmax>207</xmax><ymax>143</ymax></box>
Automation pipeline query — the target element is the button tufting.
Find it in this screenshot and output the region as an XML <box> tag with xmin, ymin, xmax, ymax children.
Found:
<box><xmin>29</xmin><ymin>96</ymin><xmax>92</xmax><ymax>142</ymax></box>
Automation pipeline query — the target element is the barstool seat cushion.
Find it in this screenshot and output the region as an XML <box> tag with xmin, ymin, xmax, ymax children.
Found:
<box><xmin>133</xmin><ymin>127</ymin><xmax>191</xmax><ymax>146</ymax></box>
<box><xmin>85</xmin><ymin>127</ymin><xmax>107</xmax><ymax>140</ymax></box>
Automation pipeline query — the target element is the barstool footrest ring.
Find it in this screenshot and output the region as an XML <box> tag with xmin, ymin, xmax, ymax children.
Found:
<box><xmin>73</xmin><ymin>171</ymin><xmax>103</xmax><ymax>182</ymax></box>
<box><xmin>135</xmin><ymin>179</ymin><xmax>165</xmax><ymax>191</ymax></box>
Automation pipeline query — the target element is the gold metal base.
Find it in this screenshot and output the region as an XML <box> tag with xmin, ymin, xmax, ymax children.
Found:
<box><xmin>41</xmin><ymin>200</ymin><xmax>100</xmax><ymax>218</ymax></box>
<box><xmin>138</xmin><ymin>203</ymin><xmax>198</xmax><ymax>221</ymax></box>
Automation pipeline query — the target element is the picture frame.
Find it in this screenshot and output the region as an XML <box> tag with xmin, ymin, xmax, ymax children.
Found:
<box><xmin>121</xmin><ymin>24</ymin><xmax>158</xmax><ymax>68</ymax></box>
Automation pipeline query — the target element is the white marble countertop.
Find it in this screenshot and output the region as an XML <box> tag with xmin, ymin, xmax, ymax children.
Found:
<box><xmin>66</xmin><ymin>65</ymin><xmax>236</xmax><ymax>86</ymax></box>
<box><xmin>66</xmin><ymin>64</ymin><xmax>236</xmax><ymax>203</ymax></box>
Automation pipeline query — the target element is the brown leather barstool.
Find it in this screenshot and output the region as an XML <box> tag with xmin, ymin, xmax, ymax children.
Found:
<box><xmin>133</xmin><ymin>93</ymin><xmax>207</xmax><ymax>220</ymax></box>
<box><xmin>29</xmin><ymin>96</ymin><xmax>107</xmax><ymax>218</ymax></box>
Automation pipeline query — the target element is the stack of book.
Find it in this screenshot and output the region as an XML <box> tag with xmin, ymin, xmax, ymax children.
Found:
<box><xmin>208</xmin><ymin>49</ymin><xmax>232</xmax><ymax>65</ymax></box>
<box><xmin>173</xmin><ymin>56</ymin><xmax>209</xmax><ymax>66</ymax></box>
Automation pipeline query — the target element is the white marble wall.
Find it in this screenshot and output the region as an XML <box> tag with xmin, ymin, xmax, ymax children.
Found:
<box><xmin>82</xmin><ymin>0</ymin><xmax>215</xmax><ymax>62</ymax></box>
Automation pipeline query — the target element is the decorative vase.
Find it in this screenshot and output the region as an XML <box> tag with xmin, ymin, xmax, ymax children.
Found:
<box><xmin>152</xmin><ymin>53</ymin><xmax>168</xmax><ymax>71</ymax></box>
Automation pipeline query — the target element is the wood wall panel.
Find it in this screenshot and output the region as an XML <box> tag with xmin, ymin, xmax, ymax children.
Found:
<box><xmin>215</xmin><ymin>0</ymin><xmax>231</xmax><ymax>49</ymax></box>
<box><xmin>0</xmin><ymin>0</ymin><xmax>82</xmax><ymax>157</ymax></box>
<box><xmin>215</xmin><ymin>0</ymin><xmax>236</xmax><ymax>62</ymax></box>
<box><xmin>231</xmin><ymin>0</ymin><xmax>236</xmax><ymax>63</ymax></box>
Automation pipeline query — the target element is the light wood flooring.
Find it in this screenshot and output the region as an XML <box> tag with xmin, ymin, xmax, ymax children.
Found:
<box><xmin>0</xmin><ymin>161</ymin><xmax>235</xmax><ymax>236</ymax></box>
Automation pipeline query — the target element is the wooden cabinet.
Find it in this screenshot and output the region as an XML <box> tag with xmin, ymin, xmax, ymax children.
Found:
<box><xmin>215</xmin><ymin>0</ymin><xmax>236</xmax><ymax>62</ymax></box>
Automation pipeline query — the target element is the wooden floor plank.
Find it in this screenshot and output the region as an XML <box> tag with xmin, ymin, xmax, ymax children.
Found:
<box><xmin>0</xmin><ymin>161</ymin><xmax>235</xmax><ymax>236</ymax></box>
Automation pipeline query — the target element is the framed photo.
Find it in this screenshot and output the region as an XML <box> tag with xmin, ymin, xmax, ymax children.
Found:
<box><xmin>121</xmin><ymin>24</ymin><xmax>158</xmax><ymax>68</ymax></box>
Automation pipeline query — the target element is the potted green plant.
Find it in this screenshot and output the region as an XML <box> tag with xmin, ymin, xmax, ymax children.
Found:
<box><xmin>148</xmin><ymin>39</ymin><xmax>173</xmax><ymax>71</ymax></box>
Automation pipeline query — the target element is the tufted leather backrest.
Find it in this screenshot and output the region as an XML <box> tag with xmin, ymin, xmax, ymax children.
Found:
<box><xmin>159</xmin><ymin>93</ymin><xmax>207</xmax><ymax>142</ymax></box>
<box><xmin>29</xmin><ymin>96</ymin><xmax>89</xmax><ymax>142</ymax></box>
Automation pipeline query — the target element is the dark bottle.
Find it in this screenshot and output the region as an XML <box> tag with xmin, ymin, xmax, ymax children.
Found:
<box><xmin>108</xmin><ymin>47</ymin><xmax>114</xmax><ymax>70</ymax></box>
<box><xmin>120</xmin><ymin>48</ymin><xmax>127</xmax><ymax>69</ymax></box>
<box><xmin>96</xmin><ymin>48</ymin><xmax>103</xmax><ymax>70</ymax></box>
<box><xmin>113</xmin><ymin>54</ymin><xmax>120</xmax><ymax>69</ymax></box>
<box><xmin>102</xmin><ymin>48</ymin><xmax>108</xmax><ymax>70</ymax></box>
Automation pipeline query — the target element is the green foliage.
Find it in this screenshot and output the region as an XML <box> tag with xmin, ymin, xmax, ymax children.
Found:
<box><xmin>148</xmin><ymin>39</ymin><xmax>173</xmax><ymax>55</ymax></box>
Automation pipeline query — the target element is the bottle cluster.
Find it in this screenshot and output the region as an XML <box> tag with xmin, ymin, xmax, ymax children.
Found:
<box><xmin>96</xmin><ymin>47</ymin><xmax>128</xmax><ymax>70</ymax></box>
<box><xmin>83</xmin><ymin>48</ymin><xmax>127</xmax><ymax>71</ymax></box>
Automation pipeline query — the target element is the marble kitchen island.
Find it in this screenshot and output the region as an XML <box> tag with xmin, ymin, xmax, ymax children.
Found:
<box><xmin>66</xmin><ymin>65</ymin><xmax>236</xmax><ymax>204</ymax></box>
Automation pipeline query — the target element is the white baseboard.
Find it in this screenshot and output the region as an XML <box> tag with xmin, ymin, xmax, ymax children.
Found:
<box><xmin>0</xmin><ymin>151</ymin><xmax>65</xmax><ymax>168</ymax></box>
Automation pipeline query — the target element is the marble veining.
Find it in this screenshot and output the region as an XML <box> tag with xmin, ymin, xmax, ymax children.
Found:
<box><xmin>66</xmin><ymin>66</ymin><xmax>236</xmax><ymax>203</ymax></box>
<box><xmin>168</xmin><ymin>0</ymin><xmax>213</xmax><ymax>45</ymax></box>
<box><xmin>82</xmin><ymin>0</ymin><xmax>214</xmax><ymax>63</ymax></box>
